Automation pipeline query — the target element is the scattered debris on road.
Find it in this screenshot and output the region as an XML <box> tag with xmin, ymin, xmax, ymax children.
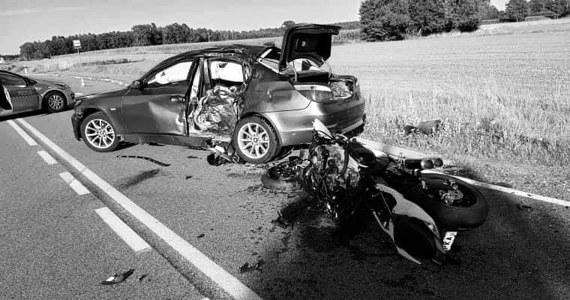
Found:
<box><xmin>516</xmin><ymin>204</ymin><xmax>533</xmax><ymax>211</ymax></box>
<box><xmin>238</xmin><ymin>259</ymin><xmax>264</xmax><ymax>273</ymax></box>
<box><xmin>117</xmin><ymin>155</ymin><xmax>171</xmax><ymax>167</ymax></box>
<box><xmin>100</xmin><ymin>268</ymin><xmax>135</xmax><ymax>285</ymax></box>
<box><xmin>137</xmin><ymin>274</ymin><xmax>148</xmax><ymax>282</ymax></box>
<box><xmin>185</xmin><ymin>175</ymin><xmax>193</xmax><ymax>180</ymax></box>
<box><xmin>197</xmin><ymin>233</ymin><xmax>205</xmax><ymax>239</ymax></box>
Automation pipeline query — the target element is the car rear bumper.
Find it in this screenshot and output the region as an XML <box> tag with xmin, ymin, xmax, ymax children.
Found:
<box><xmin>265</xmin><ymin>99</ymin><xmax>366</xmax><ymax>146</ymax></box>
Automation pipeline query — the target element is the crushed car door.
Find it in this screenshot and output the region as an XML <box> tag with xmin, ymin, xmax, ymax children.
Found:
<box><xmin>121</xmin><ymin>59</ymin><xmax>195</xmax><ymax>135</ymax></box>
<box><xmin>0</xmin><ymin>72</ymin><xmax>40</xmax><ymax>112</ymax></box>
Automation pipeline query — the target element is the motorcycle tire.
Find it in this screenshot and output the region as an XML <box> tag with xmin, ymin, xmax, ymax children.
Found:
<box><xmin>410</xmin><ymin>172</ymin><xmax>489</xmax><ymax>231</ymax></box>
<box><xmin>261</xmin><ymin>165</ymin><xmax>299</xmax><ymax>190</ymax></box>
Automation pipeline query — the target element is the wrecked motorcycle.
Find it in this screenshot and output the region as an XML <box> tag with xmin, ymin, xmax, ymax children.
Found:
<box><xmin>263</xmin><ymin>119</ymin><xmax>489</xmax><ymax>264</ymax></box>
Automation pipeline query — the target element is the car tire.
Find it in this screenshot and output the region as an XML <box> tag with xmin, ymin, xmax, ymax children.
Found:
<box><xmin>233</xmin><ymin>116</ymin><xmax>280</xmax><ymax>164</ymax></box>
<box><xmin>44</xmin><ymin>91</ymin><xmax>66</xmax><ymax>113</ymax></box>
<box><xmin>80</xmin><ymin>112</ymin><xmax>120</xmax><ymax>152</ymax></box>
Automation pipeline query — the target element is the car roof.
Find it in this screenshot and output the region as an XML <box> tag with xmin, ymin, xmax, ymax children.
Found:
<box><xmin>141</xmin><ymin>44</ymin><xmax>270</xmax><ymax>80</ymax></box>
<box><xmin>169</xmin><ymin>44</ymin><xmax>268</xmax><ymax>61</ymax></box>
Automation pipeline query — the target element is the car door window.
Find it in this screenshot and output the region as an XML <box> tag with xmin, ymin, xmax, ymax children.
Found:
<box><xmin>0</xmin><ymin>73</ymin><xmax>26</xmax><ymax>86</ymax></box>
<box><xmin>209</xmin><ymin>61</ymin><xmax>244</xmax><ymax>85</ymax></box>
<box><xmin>147</xmin><ymin>61</ymin><xmax>192</xmax><ymax>86</ymax></box>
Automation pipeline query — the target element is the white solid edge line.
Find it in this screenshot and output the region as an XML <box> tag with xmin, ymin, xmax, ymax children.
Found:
<box><xmin>95</xmin><ymin>207</ymin><xmax>151</xmax><ymax>253</ymax></box>
<box><xmin>359</xmin><ymin>137</ymin><xmax>569</xmax><ymax>207</ymax></box>
<box><xmin>16</xmin><ymin>118</ymin><xmax>262</xmax><ymax>300</ymax></box>
<box><xmin>422</xmin><ymin>170</ymin><xmax>569</xmax><ymax>207</ymax></box>
<box><xmin>38</xmin><ymin>150</ymin><xmax>58</xmax><ymax>165</ymax></box>
<box><xmin>7</xmin><ymin>120</ymin><xmax>38</xmax><ymax>146</ymax></box>
<box><xmin>59</xmin><ymin>172</ymin><xmax>90</xmax><ymax>196</ymax></box>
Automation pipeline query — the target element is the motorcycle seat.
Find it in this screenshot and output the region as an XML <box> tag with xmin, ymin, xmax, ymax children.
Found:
<box><xmin>347</xmin><ymin>140</ymin><xmax>376</xmax><ymax>166</ymax></box>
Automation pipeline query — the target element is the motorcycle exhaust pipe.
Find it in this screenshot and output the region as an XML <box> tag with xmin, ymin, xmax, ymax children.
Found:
<box><xmin>404</xmin><ymin>159</ymin><xmax>434</xmax><ymax>170</ymax></box>
<box><xmin>432</xmin><ymin>158</ymin><xmax>443</xmax><ymax>168</ymax></box>
<box><xmin>404</xmin><ymin>158</ymin><xmax>443</xmax><ymax>170</ymax></box>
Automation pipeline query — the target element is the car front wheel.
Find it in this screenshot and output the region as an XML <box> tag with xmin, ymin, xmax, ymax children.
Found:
<box><xmin>233</xmin><ymin>116</ymin><xmax>280</xmax><ymax>164</ymax></box>
<box><xmin>45</xmin><ymin>91</ymin><xmax>66</xmax><ymax>113</ymax></box>
<box><xmin>80</xmin><ymin>112</ymin><xmax>120</xmax><ymax>152</ymax></box>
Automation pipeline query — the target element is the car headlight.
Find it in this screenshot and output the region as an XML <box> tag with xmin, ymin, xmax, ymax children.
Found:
<box><xmin>56</xmin><ymin>83</ymin><xmax>70</xmax><ymax>90</ymax></box>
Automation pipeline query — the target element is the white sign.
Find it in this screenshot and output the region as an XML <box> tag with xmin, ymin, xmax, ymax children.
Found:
<box><xmin>73</xmin><ymin>40</ymin><xmax>81</xmax><ymax>49</ymax></box>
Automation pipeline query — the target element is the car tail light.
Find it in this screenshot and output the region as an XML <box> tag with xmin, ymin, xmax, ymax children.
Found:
<box><xmin>294</xmin><ymin>85</ymin><xmax>333</xmax><ymax>103</ymax></box>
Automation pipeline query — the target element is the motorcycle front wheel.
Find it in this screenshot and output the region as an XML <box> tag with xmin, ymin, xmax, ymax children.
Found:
<box><xmin>413</xmin><ymin>172</ymin><xmax>489</xmax><ymax>231</ymax></box>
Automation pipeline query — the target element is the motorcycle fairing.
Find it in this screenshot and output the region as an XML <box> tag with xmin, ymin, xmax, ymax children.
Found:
<box><xmin>372</xmin><ymin>183</ymin><xmax>445</xmax><ymax>264</ymax></box>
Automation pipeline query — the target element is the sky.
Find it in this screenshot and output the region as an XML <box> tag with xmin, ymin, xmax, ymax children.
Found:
<box><xmin>0</xmin><ymin>0</ymin><xmax>507</xmax><ymax>55</ymax></box>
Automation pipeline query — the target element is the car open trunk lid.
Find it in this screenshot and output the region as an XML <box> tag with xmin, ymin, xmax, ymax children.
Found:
<box><xmin>279</xmin><ymin>24</ymin><xmax>340</xmax><ymax>71</ymax></box>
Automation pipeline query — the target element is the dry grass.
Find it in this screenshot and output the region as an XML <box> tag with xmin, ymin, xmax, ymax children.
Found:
<box><xmin>10</xmin><ymin>19</ymin><xmax>570</xmax><ymax>166</ymax></box>
<box><xmin>330</xmin><ymin>20</ymin><xmax>570</xmax><ymax>166</ymax></box>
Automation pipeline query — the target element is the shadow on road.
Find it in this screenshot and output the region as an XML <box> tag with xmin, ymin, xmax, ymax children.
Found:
<box><xmin>241</xmin><ymin>166</ymin><xmax>570</xmax><ymax>300</ymax></box>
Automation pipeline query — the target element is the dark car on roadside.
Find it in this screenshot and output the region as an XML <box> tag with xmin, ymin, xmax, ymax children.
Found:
<box><xmin>71</xmin><ymin>24</ymin><xmax>365</xmax><ymax>163</ymax></box>
<box><xmin>0</xmin><ymin>70</ymin><xmax>75</xmax><ymax>115</ymax></box>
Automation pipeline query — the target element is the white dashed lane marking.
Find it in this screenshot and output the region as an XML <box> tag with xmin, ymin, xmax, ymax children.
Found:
<box><xmin>59</xmin><ymin>171</ymin><xmax>90</xmax><ymax>196</ymax></box>
<box><xmin>37</xmin><ymin>150</ymin><xmax>58</xmax><ymax>165</ymax></box>
<box><xmin>7</xmin><ymin>120</ymin><xmax>37</xmax><ymax>146</ymax></box>
<box><xmin>95</xmin><ymin>207</ymin><xmax>151</xmax><ymax>253</ymax></box>
<box><xmin>15</xmin><ymin>118</ymin><xmax>263</xmax><ymax>300</ymax></box>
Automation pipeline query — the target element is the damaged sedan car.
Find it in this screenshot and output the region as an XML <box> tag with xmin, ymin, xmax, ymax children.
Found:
<box><xmin>71</xmin><ymin>24</ymin><xmax>365</xmax><ymax>163</ymax></box>
<box><xmin>0</xmin><ymin>70</ymin><xmax>75</xmax><ymax>115</ymax></box>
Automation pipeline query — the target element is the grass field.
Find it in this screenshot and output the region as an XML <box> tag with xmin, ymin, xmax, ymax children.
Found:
<box><xmin>8</xmin><ymin>19</ymin><xmax>570</xmax><ymax>168</ymax></box>
<box><xmin>330</xmin><ymin>19</ymin><xmax>570</xmax><ymax>167</ymax></box>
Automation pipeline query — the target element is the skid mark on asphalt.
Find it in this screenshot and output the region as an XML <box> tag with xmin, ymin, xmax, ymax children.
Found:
<box><xmin>117</xmin><ymin>169</ymin><xmax>161</xmax><ymax>190</ymax></box>
<box><xmin>14</xmin><ymin>118</ymin><xmax>263</xmax><ymax>300</ymax></box>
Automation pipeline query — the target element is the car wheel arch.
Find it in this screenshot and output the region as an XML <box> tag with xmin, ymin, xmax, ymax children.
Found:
<box><xmin>236</xmin><ymin>112</ymin><xmax>282</xmax><ymax>146</ymax></box>
<box><xmin>77</xmin><ymin>109</ymin><xmax>109</xmax><ymax>138</ymax></box>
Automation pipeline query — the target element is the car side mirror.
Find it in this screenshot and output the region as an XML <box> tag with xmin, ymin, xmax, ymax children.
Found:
<box><xmin>130</xmin><ymin>80</ymin><xmax>143</xmax><ymax>89</ymax></box>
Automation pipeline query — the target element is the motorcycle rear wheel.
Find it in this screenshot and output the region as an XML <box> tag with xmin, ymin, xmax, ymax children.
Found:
<box><xmin>261</xmin><ymin>161</ymin><xmax>300</xmax><ymax>190</ymax></box>
<box><xmin>414</xmin><ymin>172</ymin><xmax>489</xmax><ymax>231</ymax></box>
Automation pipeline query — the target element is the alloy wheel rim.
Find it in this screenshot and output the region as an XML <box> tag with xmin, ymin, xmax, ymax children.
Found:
<box><xmin>85</xmin><ymin>119</ymin><xmax>115</xmax><ymax>149</ymax></box>
<box><xmin>48</xmin><ymin>94</ymin><xmax>64</xmax><ymax>111</ymax></box>
<box><xmin>237</xmin><ymin>123</ymin><xmax>269</xmax><ymax>159</ymax></box>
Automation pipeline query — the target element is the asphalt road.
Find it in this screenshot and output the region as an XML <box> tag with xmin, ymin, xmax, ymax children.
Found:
<box><xmin>1</xmin><ymin>75</ymin><xmax>569</xmax><ymax>300</ymax></box>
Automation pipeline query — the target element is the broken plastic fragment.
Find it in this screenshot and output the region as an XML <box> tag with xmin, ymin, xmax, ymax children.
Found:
<box><xmin>100</xmin><ymin>268</ymin><xmax>135</xmax><ymax>285</ymax></box>
<box><xmin>197</xmin><ymin>233</ymin><xmax>205</xmax><ymax>238</ymax></box>
<box><xmin>516</xmin><ymin>204</ymin><xmax>532</xmax><ymax>211</ymax></box>
<box><xmin>138</xmin><ymin>274</ymin><xmax>148</xmax><ymax>282</ymax></box>
<box><xmin>238</xmin><ymin>260</ymin><xmax>264</xmax><ymax>273</ymax></box>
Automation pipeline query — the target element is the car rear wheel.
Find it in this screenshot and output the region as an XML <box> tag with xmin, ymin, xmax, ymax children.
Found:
<box><xmin>233</xmin><ymin>116</ymin><xmax>280</xmax><ymax>164</ymax></box>
<box><xmin>45</xmin><ymin>91</ymin><xmax>66</xmax><ymax>113</ymax></box>
<box><xmin>80</xmin><ymin>112</ymin><xmax>120</xmax><ymax>152</ymax></box>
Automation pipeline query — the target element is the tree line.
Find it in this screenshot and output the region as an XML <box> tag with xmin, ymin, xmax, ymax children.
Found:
<box><xmin>18</xmin><ymin>20</ymin><xmax>360</xmax><ymax>60</ymax></box>
<box><xmin>14</xmin><ymin>0</ymin><xmax>570</xmax><ymax>59</ymax></box>
<box><xmin>359</xmin><ymin>0</ymin><xmax>570</xmax><ymax>41</ymax></box>
<box><xmin>18</xmin><ymin>22</ymin><xmax>289</xmax><ymax>60</ymax></box>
